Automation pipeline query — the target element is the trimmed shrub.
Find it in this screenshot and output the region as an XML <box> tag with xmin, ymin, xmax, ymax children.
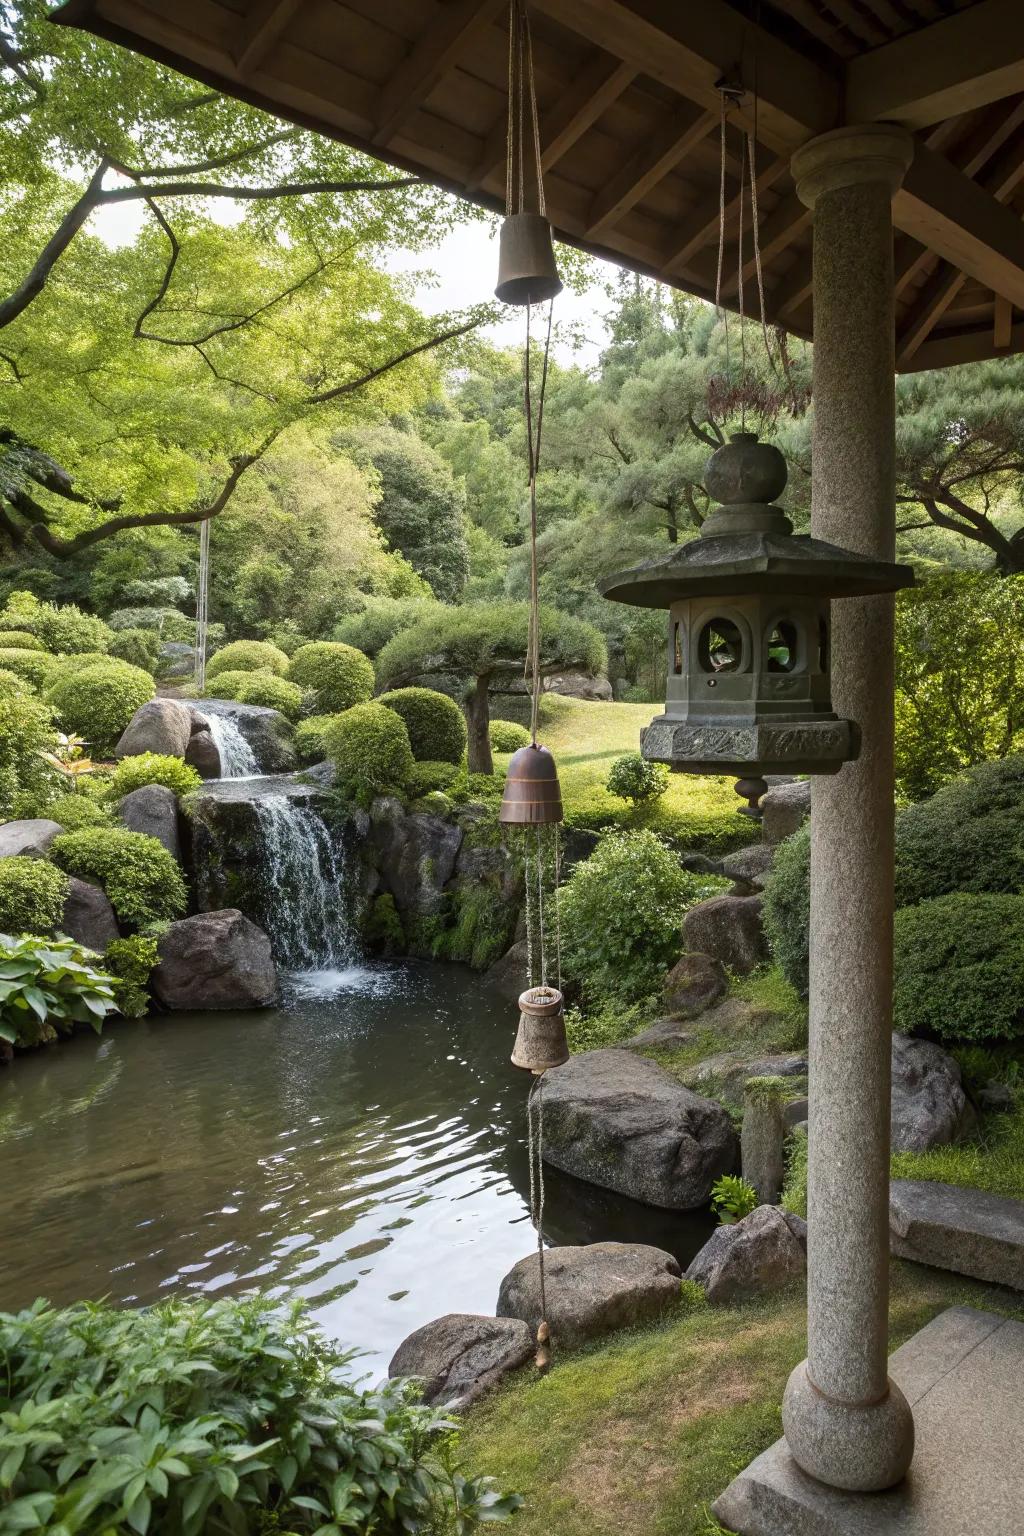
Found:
<box><xmin>488</xmin><ymin>718</ymin><xmax>531</xmax><ymax>753</ymax></box>
<box><xmin>893</xmin><ymin>893</ymin><xmax>1024</xmax><ymax>1043</ymax></box>
<box><xmin>607</xmin><ymin>751</ymin><xmax>670</xmax><ymax>806</ymax></box>
<box><xmin>560</xmin><ymin>829</ymin><xmax>724</xmax><ymax>1007</ymax></box>
<box><xmin>201</xmin><ymin>670</ymin><xmax>254</xmax><ymax>701</ymax></box>
<box><xmin>46</xmin><ymin>661</ymin><xmax>155</xmax><ymax>755</ymax></box>
<box><xmin>0</xmin><ymin>595</ymin><xmax>111</xmax><ymax>655</ymax></box>
<box><xmin>331</xmin><ymin>595</ymin><xmax>435</xmax><ymax>658</ymax></box>
<box><xmin>289</xmin><ymin>641</ymin><xmax>374</xmax><ymax>712</ymax></box>
<box><xmin>294</xmin><ymin>713</ymin><xmax>338</xmax><ymax>765</ymax></box>
<box><xmin>324</xmin><ymin>701</ymin><xmax>414</xmax><ymax>797</ymax></box>
<box><xmin>52</xmin><ymin>826</ymin><xmax>187</xmax><ymax>926</ymax></box>
<box><xmin>0</xmin><ymin>858</ymin><xmax>68</xmax><ymax>934</ymax></box>
<box><xmin>0</xmin><ymin>686</ymin><xmax>56</xmax><ymax>818</ymax></box>
<box><xmin>107</xmin><ymin>753</ymin><xmax>202</xmax><ymax>800</ymax></box>
<box><xmin>206</xmin><ymin>639</ymin><xmax>289</xmax><ymax>679</ymax></box>
<box><xmin>894</xmin><ymin>754</ymin><xmax>1024</xmax><ymax>907</ymax></box>
<box><xmin>234</xmin><ymin>671</ymin><xmax>304</xmax><ymax>720</ymax></box>
<box><xmin>0</xmin><ymin>646</ymin><xmax>52</xmax><ymax>688</ymax></box>
<box><xmin>0</xmin><ymin>630</ymin><xmax>44</xmax><ymax>651</ymax></box>
<box><xmin>45</xmin><ymin>793</ymin><xmax>111</xmax><ymax>831</ymax></box>
<box><xmin>0</xmin><ymin>934</ymin><xmax>115</xmax><ymax>1049</ymax></box>
<box><xmin>104</xmin><ymin>933</ymin><xmax>159</xmax><ymax>1018</ymax></box>
<box><xmin>44</xmin><ymin>651</ymin><xmax>112</xmax><ymax>685</ymax></box>
<box><xmin>379</xmin><ymin>686</ymin><xmax>467</xmax><ymax>763</ymax></box>
<box><xmin>761</xmin><ymin>823</ymin><xmax>811</xmax><ymax>996</ymax></box>
<box><xmin>405</xmin><ymin>759</ymin><xmax>459</xmax><ymax>798</ymax></box>
<box><xmin>107</xmin><ymin>626</ymin><xmax>159</xmax><ymax>672</ymax></box>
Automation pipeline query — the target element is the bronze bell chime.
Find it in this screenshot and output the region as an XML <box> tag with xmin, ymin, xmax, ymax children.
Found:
<box><xmin>495</xmin><ymin>0</ymin><xmax>562</xmax><ymax>308</ymax></box>
<box><xmin>498</xmin><ymin>742</ymin><xmax>563</xmax><ymax>825</ymax></box>
<box><xmin>512</xmin><ymin>985</ymin><xmax>569</xmax><ymax>1073</ymax></box>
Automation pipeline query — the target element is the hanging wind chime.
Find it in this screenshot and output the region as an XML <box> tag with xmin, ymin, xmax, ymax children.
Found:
<box><xmin>495</xmin><ymin>0</ymin><xmax>566</xmax><ymax>1375</ymax></box>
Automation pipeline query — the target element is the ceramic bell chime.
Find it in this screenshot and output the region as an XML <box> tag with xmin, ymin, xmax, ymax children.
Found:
<box><xmin>599</xmin><ymin>431</ymin><xmax>915</xmax><ymax>816</ymax></box>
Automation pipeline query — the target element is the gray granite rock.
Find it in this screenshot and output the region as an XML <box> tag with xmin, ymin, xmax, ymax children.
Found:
<box><xmin>157</xmin><ymin>641</ymin><xmax>196</xmax><ymax>679</ymax></box>
<box><xmin>0</xmin><ymin>819</ymin><xmax>63</xmax><ymax>859</ymax></box>
<box><xmin>389</xmin><ymin>1314</ymin><xmax>533</xmax><ymax>1406</ymax></box>
<box><xmin>685</xmin><ymin>1204</ymin><xmax>807</xmax><ymax>1304</ymax></box>
<box><xmin>890</xmin><ymin>1035</ymin><xmax>975</xmax><ymax>1152</ymax></box>
<box><xmin>116</xmin><ymin>784</ymin><xmax>180</xmax><ymax>860</ymax></box>
<box><xmin>539</xmin><ymin>1048</ymin><xmax>737</xmax><ymax>1209</ymax></box>
<box><xmin>542</xmin><ymin>670</ymin><xmax>613</xmax><ymax>701</ymax></box>
<box><xmin>496</xmin><ymin>1242</ymin><xmax>681</xmax><ymax>1347</ymax></box>
<box><xmin>187</xmin><ymin>699</ymin><xmax>296</xmax><ymax>774</ymax></box>
<box><xmin>153</xmin><ymin>909</ymin><xmax>278</xmax><ymax>1010</ymax></box>
<box><xmin>115</xmin><ymin>698</ymin><xmax>193</xmax><ymax>759</ymax></box>
<box><xmin>721</xmin><ymin>843</ymin><xmax>776</xmax><ymax>893</ymax></box>
<box><xmin>760</xmin><ymin>779</ymin><xmax>811</xmax><ymax>846</ymax></box>
<box><xmin>374</xmin><ymin>809</ymin><xmax>463</xmax><ymax>918</ymax></box>
<box><xmin>663</xmin><ymin>952</ymin><xmax>728</xmax><ymax>1017</ymax></box>
<box><xmin>624</xmin><ymin>1017</ymin><xmax>697</xmax><ymax>1050</ymax></box>
<box><xmin>60</xmin><ymin>877</ymin><xmax>118</xmax><ymax>952</ymax></box>
<box><xmin>487</xmin><ymin>940</ymin><xmax>530</xmax><ymax>1000</ymax></box>
<box><xmin>184</xmin><ymin>726</ymin><xmax>220</xmax><ymax>779</ymax></box>
<box><xmin>889</xmin><ymin>1179</ymin><xmax>1024</xmax><ymax>1290</ymax></box>
<box><xmin>682</xmin><ymin>893</ymin><xmax>767</xmax><ymax>975</ymax></box>
<box><xmin>683</xmin><ymin>1050</ymin><xmax>808</xmax><ymax>1107</ymax></box>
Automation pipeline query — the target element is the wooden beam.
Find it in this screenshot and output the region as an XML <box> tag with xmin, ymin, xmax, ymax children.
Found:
<box><xmin>846</xmin><ymin>0</ymin><xmax>1024</xmax><ymax>130</ymax></box>
<box><xmin>661</xmin><ymin>150</ymin><xmax>787</xmax><ymax>278</ymax></box>
<box><xmin>994</xmin><ymin>294</ymin><xmax>1014</xmax><ymax>350</ymax></box>
<box><xmin>901</xmin><ymin>317</ymin><xmax>1024</xmax><ymax>372</ymax></box>
<box><xmin>234</xmin><ymin>0</ymin><xmax>305</xmax><ymax>77</ymax></box>
<box><xmin>531</xmin><ymin>0</ymin><xmax>837</xmax><ymax>152</ymax></box>
<box><xmin>584</xmin><ymin>105</ymin><xmax>715</xmax><ymax>238</ymax></box>
<box><xmin>714</xmin><ymin>193</ymin><xmax>811</xmax><ymax>299</ymax></box>
<box><xmin>371</xmin><ymin>0</ymin><xmax>506</xmax><ymax>148</ymax></box>
<box><xmin>769</xmin><ymin>255</ymin><xmax>813</xmax><ymax>322</ymax></box>
<box><xmin>894</xmin><ymin>143</ymin><xmax>1024</xmax><ymax>312</ymax></box>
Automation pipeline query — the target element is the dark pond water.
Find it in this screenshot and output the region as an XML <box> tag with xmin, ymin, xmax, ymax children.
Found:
<box><xmin>0</xmin><ymin>963</ymin><xmax>715</xmax><ymax>1374</ymax></box>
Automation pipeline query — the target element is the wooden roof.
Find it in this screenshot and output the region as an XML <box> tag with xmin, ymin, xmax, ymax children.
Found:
<box><xmin>53</xmin><ymin>0</ymin><xmax>1024</xmax><ymax>371</ymax></box>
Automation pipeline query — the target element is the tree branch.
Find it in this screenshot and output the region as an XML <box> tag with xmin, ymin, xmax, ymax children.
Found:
<box><xmin>305</xmin><ymin>318</ymin><xmax>480</xmax><ymax>406</ymax></box>
<box><xmin>99</xmin><ymin>176</ymin><xmax>424</xmax><ymax>205</ymax></box>
<box><xmin>0</xmin><ymin>159</ymin><xmax>109</xmax><ymax>330</ymax></box>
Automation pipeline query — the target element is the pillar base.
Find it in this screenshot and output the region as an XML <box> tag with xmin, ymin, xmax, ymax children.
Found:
<box><xmin>781</xmin><ymin>1360</ymin><xmax>914</xmax><ymax>1492</ymax></box>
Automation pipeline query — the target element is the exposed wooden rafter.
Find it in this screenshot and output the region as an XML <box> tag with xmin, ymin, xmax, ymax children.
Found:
<box><xmin>661</xmin><ymin>150</ymin><xmax>788</xmax><ymax>279</ymax></box>
<box><xmin>371</xmin><ymin>0</ymin><xmax>506</xmax><ymax>148</ymax></box>
<box><xmin>994</xmin><ymin>294</ymin><xmax>1014</xmax><ymax>351</ymax></box>
<box><xmin>234</xmin><ymin>0</ymin><xmax>306</xmax><ymax>78</ymax></box>
<box><xmin>584</xmin><ymin>104</ymin><xmax>715</xmax><ymax>238</ymax></box>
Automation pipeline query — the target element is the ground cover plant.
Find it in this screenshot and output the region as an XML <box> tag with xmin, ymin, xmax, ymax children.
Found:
<box><xmin>0</xmin><ymin>934</ymin><xmax>116</xmax><ymax>1049</ymax></box>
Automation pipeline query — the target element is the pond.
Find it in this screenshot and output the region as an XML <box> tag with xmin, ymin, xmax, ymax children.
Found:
<box><xmin>0</xmin><ymin>963</ymin><xmax>715</xmax><ymax>1375</ymax></box>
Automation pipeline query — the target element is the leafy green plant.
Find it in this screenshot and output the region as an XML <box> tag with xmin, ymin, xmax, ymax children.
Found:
<box><xmin>201</xmin><ymin>669</ymin><xmax>256</xmax><ymax>701</ymax></box>
<box><xmin>52</xmin><ymin>827</ymin><xmax>187</xmax><ymax>927</ymax></box>
<box><xmin>488</xmin><ymin>718</ymin><xmax>530</xmax><ymax>754</ymax></box>
<box><xmin>0</xmin><ymin>630</ymin><xmax>45</xmax><ymax>651</ymax></box>
<box><xmin>379</xmin><ymin>686</ymin><xmax>467</xmax><ymax>763</ymax></box>
<box><xmin>761</xmin><ymin>825</ymin><xmax>811</xmax><ymax>996</ymax></box>
<box><xmin>206</xmin><ymin>639</ymin><xmax>291</xmax><ymax>679</ymax></box>
<box><xmin>324</xmin><ymin>702</ymin><xmax>415</xmax><ymax>799</ymax></box>
<box><xmin>34</xmin><ymin>792</ymin><xmax>111</xmax><ymax>831</ymax></box>
<box><xmin>894</xmin><ymin>754</ymin><xmax>1024</xmax><ymax>907</ymax></box>
<box><xmin>744</xmin><ymin>1075</ymin><xmax>789</xmax><ymax>1107</ymax></box>
<box><xmin>233</xmin><ymin>671</ymin><xmax>304</xmax><ymax>720</ymax></box>
<box><xmin>107</xmin><ymin>753</ymin><xmax>202</xmax><ymax>800</ymax></box>
<box><xmin>710</xmin><ymin>1174</ymin><xmax>758</xmax><ymax>1225</ymax></box>
<box><xmin>781</xmin><ymin>1128</ymin><xmax>809</xmax><ymax>1218</ymax></box>
<box><xmin>332</xmin><ymin>596</ymin><xmax>436</xmax><ymax>658</ymax></box>
<box><xmin>294</xmin><ymin>713</ymin><xmax>338</xmax><ymax>765</ymax></box>
<box><xmin>0</xmin><ymin>858</ymin><xmax>68</xmax><ymax>935</ymax></box>
<box><xmin>103</xmin><ymin>933</ymin><xmax>159</xmax><ymax>1018</ymax></box>
<box><xmin>46</xmin><ymin>661</ymin><xmax>156</xmax><ymax>755</ymax></box>
<box><xmin>0</xmin><ymin>933</ymin><xmax>116</xmax><ymax>1048</ymax></box>
<box><xmin>606</xmin><ymin>751</ymin><xmax>669</xmax><ymax>806</ymax></box>
<box><xmin>1</xmin><ymin>592</ymin><xmax>112</xmax><ymax>655</ymax></box>
<box><xmin>893</xmin><ymin>892</ymin><xmax>1024</xmax><ymax>1042</ymax></box>
<box><xmin>107</xmin><ymin>626</ymin><xmax>160</xmax><ymax>672</ymax></box>
<box><xmin>0</xmin><ymin>1294</ymin><xmax>520</xmax><ymax>1535</ymax></box>
<box><xmin>405</xmin><ymin>759</ymin><xmax>459</xmax><ymax>798</ymax></box>
<box><xmin>0</xmin><ymin>684</ymin><xmax>57</xmax><ymax>818</ymax></box>
<box><xmin>289</xmin><ymin>641</ymin><xmax>375</xmax><ymax>713</ymax></box>
<box><xmin>0</xmin><ymin>646</ymin><xmax>52</xmax><ymax>688</ymax></box>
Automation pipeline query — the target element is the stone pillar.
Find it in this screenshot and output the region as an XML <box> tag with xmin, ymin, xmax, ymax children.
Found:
<box><xmin>782</xmin><ymin>125</ymin><xmax>916</xmax><ymax>1493</ymax></box>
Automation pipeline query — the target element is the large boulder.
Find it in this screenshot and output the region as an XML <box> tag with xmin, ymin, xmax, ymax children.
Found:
<box><xmin>487</xmin><ymin>940</ymin><xmax>531</xmax><ymax>1000</ymax></box>
<box><xmin>60</xmin><ymin>877</ymin><xmax>118</xmax><ymax>951</ymax></box>
<box><xmin>389</xmin><ymin>1314</ymin><xmax>533</xmax><ymax>1406</ymax></box>
<box><xmin>662</xmin><ymin>952</ymin><xmax>728</xmax><ymax>1017</ymax></box>
<box><xmin>890</xmin><ymin>1035</ymin><xmax>976</xmax><ymax>1152</ymax></box>
<box><xmin>720</xmin><ymin>843</ymin><xmax>775</xmax><ymax>894</ymax></box>
<box><xmin>685</xmin><ymin>1205</ymin><xmax>807</xmax><ymax>1304</ymax></box>
<box><xmin>682</xmin><ymin>1050</ymin><xmax>808</xmax><ymax>1107</ymax></box>
<box><xmin>496</xmin><ymin>1242</ymin><xmax>681</xmax><ymax>1347</ymax></box>
<box><xmin>889</xmin><ymin>1179</ymin><xmax>1024</xmax><ymax>1291</ymax></box>
<box><xmin>116</xmin><ymin>784</ymin><xmax>180</xmax><ymax>861</ymax></box>
<box><xmin>115</xmin><ymin>698</ymin><xmax>193</xmax><ymax>759</ymax></box>
<box><xmin>540</xmin><ymin>1049</ymin><xmax>737</xmax><ymax>1209</ymax></box>
<box><xmin>152</xmin><ymin>909</ymin><xmax>278</xmax><ymax>1010</ymax></box>
<box><xmin>542</xmin><ymin>670</ymin><xmax>614</xmax><ymax>702</ymax></box>
<box><xmin>186</xmin><ymin>699</ymin><xmax>296</xmax><ymax>774</ymax></box>
<box><xmin>760</xmin><ymin>780</ymin><xmax>811</xmax><ymax>846</ymax></box>
<box><xmin>373</xmin><ymin>806</ymin><xmax>463</xmax><ymax>918</ymax></box>
<box><xmin>157</xmin><ymin>641</ymin><xmax>196</xmax><ymax>679</ymax></box>
<box><xmin>0</xmin><ymin>819</ymin><xmax>63</xmax><ymax>859</ymax></box>
<box><xmin>184</xmin><ymin>726</ymin><xmax>221</xmax><ymax>779</ymax></box>
<box><xmin>682</xmin><ymin>894</ymin><xmax>768</xmax><ymax>975</ymax></box>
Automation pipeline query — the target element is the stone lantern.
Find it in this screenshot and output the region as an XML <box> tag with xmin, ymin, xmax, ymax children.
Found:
<box><xmin>599</xmin><ymin>432</ymin><xmax>913</xmax><ymax>810</ymax></box>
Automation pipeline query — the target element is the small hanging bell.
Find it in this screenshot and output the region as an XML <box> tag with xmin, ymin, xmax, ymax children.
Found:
<box><xmin>495</xmin><ymin>213</ymin><xmax>563</xmax><ymax>307</ymax></box>
<box><xmin>499</xmin><ymin>742</ymin><xmax>563</xmax><ymax>825</ymax></box>
<box><xmin>512</xmin><ymin>985</ymin><xmax>569</xmax><ymax>1073</ymax></box>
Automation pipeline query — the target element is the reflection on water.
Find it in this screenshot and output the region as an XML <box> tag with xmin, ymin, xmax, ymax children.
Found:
<box><xmin>0</xmin><ymin>963</ymin><xmax>714</xmax><ymax>1373</ymax></box>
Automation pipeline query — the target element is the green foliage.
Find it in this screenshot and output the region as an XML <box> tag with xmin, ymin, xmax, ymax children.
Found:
<box><xmin>710</xmin><ymin>1174</ymin><xmax>759</xmax><ymax>1225</ymax></box>
<box><xmin>379</xmin><ymin>686</ymin><xmax>467</xmax><ymax>763</ymax></box>
<box><xmin>560</xmin><ymin>829</ymin><xmax>718</xmax><ymax>1007</ymax></box>
<box><xmin>606</xmin><ymin>751</ymin><xmax>669</xmax><ymax>806</ymax></box>
<box><xmin>894</xmin><ymin>754</ymin><xmax>1024</xmax><ymax>907</ymax></box>
<box><xmin>0</xmin><ymin>685</ymin><xmax>56</xmax><ymax>817</ymax></box>
<box><xmin>45</xmin><ymin>660</ymin><xmax>156</xmax><ymax>754</ymax></box>
<box><xmin>405</xmin><ymin>760</ymin><xmax>459</xmax><ymax>797</ymax></box>
<box><xmin>201</xmin><ymin>670</ymin><xmax>256</xmax><ymax>701</ymax></box>
<box><xmin>324</xmin><ymin>702</ymin><xmax>415</xmax><ymax>798</ymax></box>
<box><xmin>233</xmin><ymin>671</ymin><xmax>304</xmax><ymax>720</ymax></box>
<box><xmin>744</xmin><ymin>1075</ymin><xmax>789</xmax><ymax>1107</ymax></box>
<box><xmin>0</xmin><ymin>630</ymin><xmax>45</xmax><ymax>651</ymax></box>
<box><xmin>44</xmin><ymin>651</ymin><xmax>114</xmax><ymax>685</ymax></box>
<box><xmin>44</xmin><ymin>793</ymin><xmax>110</xmax><ymax>831</ymax></box>
<box><xmin>0</xmin><ymin>646</ymin><xmax>52</xmax><ymax>688</ymax></box>
<box><xmin>103</xmin><ymin>934</ymin><xmax>159</xmax><ymax>1019</ymax></box>
<box><xmin>436</xmin><ymin>884</ymin><xmax>516</xmax><ymax>971</ymax></box>
<box><xmin>362</xmin><ymin>893</ymin><xmax>406</xmax><ymax>955</ymax></box>
<box><xmin>0</xmin><ymin>933</ymin><xmax>115</xmax><ymax>1049</ymax></box>
<box><xmin>0</xmin><ymin>859</ymin><xmax>68</xmax><ymax>936</ymax></box>
<box><xmin>107</xmin><ymin>626</ymin><xmax>159</xmax><ymax>672</ymax></box>
<box><xmin>206</xmin><ymin>639</ymin><xmax>290</xmax><ymax>679</ymax></box>
<box><xmin>488</xmin><ymin>719</ymin><xmax>531</xmax><ymax>753</ymax></box>
<box><xmin>294</xmin><ymin>714</ymin><xmax>338</xmax><ymax>765</ymax></box>
<box><xmin>891</xmin><ymin>1103</ymin><xmax>1024</xmax><ymax>1201</ymax></box>
<box><xmin>289</xmin><ymin>641</ymin><xmax>375</xmax><ymax>713</ymax></box>
<box><xmin>332</xmin><ymin>596</ymin><xmax>437</xmax><ymax>658</ymax></box>
<box><xmin>893</xmin><ymin>893</ymin><xmax>1024</xmax><ymax>1043</ymax></box>
<box><xmin>0</xmin><ymin>1293</ymin><xmax>520</xmax><ymax>1536</ymax></box>
<box><xmin>52</xmin><ymin>827</ymin><xmax>187</xmax><ymax>927</ymax></box>
<box><xmin>378</xmin><ymin>601</ymin><xmax>607</xmax><ymax>691</ymax></box>
<box><xmin>761</xmin><ymin>825</ymin><xmax>811</xmax><ymax>996</ymax></box>
<box><xmin>781</xmin><ymin>1130</ymin><xmax>808</xmax><ymax>1219</ymax></box>
<box><xmin>1</xmin><ymin>594</ymin><xmax>111</xmax><ymax>655</ymax></box>
<box><xmin>564</xmin><ymin>998</ymin><xmax>654</xmax><ymax>1053</ymax></box>
<box><xmin>107</xmin><ymin>754</ymin><xmax>202</xmax><ymax>800</ymax></box>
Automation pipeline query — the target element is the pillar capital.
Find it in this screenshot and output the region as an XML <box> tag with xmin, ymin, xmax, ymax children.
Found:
<box><xmin>791</xmin><ymin>123</ymin><xmax>914</xmax><ymax>208</ymax></box>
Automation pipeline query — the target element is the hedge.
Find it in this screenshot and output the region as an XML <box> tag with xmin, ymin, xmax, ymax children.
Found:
<box><xmin>893</xmin><ymin>892</ymin><xmax>1024</xmax><ymax>1043</ymax></box>
<box><xmin>206</xmin><ymin>639</ymin><xmax>290</xmax><ymax>679</ymax></box>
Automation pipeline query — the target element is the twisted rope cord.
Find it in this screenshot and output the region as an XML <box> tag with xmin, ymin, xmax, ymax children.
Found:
<box><xmin>527</xmin><ymin>1073</ymin><xmax>548</xmax><ymax>1325</ymax></box>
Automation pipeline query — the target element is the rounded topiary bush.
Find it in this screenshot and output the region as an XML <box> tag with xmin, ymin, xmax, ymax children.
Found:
<box><xmin>894</xmin><ymin>892</ymin><xmax>1024</xmax><ymax>1043</ymax></box>
<box><xmin>0</xmin><ymin>647</ymin><xmax>52</xmax><ymax>689</ymax></box>
<box><xmin>201</xmin><ymin>670</ymin><xmax>253</xmax><ymax>702</ymax></box>
<box><xmin>405</xmin><ymin>760</ymin><xmax>458</xmax><ymax>798</ymax></box>
<box><xmin>289</xmin><ymin>642</ymin><xmax>374</xmax><ymax>713</ymax></box>
<box><xmin>488</xmin><ymin>718</ymin><xmax>531</xmax><ymax>754</ymax></box>
<box><xmin>0</xmin><ymin>598</ymin><xmax>112</xmax><ymax>656</ymax></box>
<box><xmin>379</xmin><ymin>687</ymin><xmax>467</xmax><ymax>764</ymax></box>
<box><xmin>294</xmin><ymin>714</ymin><xmax>338</xmax><ymax>766</ymax></box>
<box><xmin>0</xmin><ymin>857</ymin><xmax>68</xmax><ymax>933</ymax></box>
<box><xmin>606</xmin><ymin>751</ymin><xmax>669</xmax><ymax>806</ymax></box>
<box><xmin>233</xmin><ymin>672</ymin><xmax>304</xmax><ymax>720</ymax></box>
<box><xmin>51</xmin><ymin>826</ymin><xmax>187</xmax><ymax>926</ymax></box>
<box><xmin>323</xmin><ymin>702</ymin><xmax>414</xmax><ymax>797</ymax></box>
<box><xmin>44</xmin><ymin>652</ymin><xmax>112</xmax><ymax>685</ymax></box>
<box><xmin>107</xmin><ymin>627</ymin><xmax>159</xmax><ymax>673</ymax></box>
<box><xmin>107</xmin><ymin>753</ymin><xmax>202</xmax><ymax>800</ymax></box>
<box><xmin>0</xmin><ymin>631</ymin><xmax>45</xmax><ymax>652</ymax></box>
<box><xmin>894</xmin><ymin>754</ymin><xmax>1024</xmax><ymax>907</ymax></box>
<box><xmin>44</xmin><ymin>793</ymin><xmax>110</xmax><ymax>831</ymax></box>
<box><xmin>761</xmin><ymin>823</ymin><xmax>811</xmax><ymax>996</ymax></box>
<box><xmin>206</xmin><ymin>639</ymin><xmax>289</xmax><ymax>680</ymax></box>
<box><xmin>46</xmin><ymin>661</ymin><xmax>156</xmax><ymax>755</ymax></box>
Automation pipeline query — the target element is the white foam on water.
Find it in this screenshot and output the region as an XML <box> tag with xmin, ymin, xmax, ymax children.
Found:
<box><xmin>286</xmin><ymin>965</ymin><xmax>405</xmax><ymax>1001</ymax></box>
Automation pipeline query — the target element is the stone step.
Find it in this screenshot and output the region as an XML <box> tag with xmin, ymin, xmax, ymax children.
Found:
<box><xmin>889</xmin><ymin>1178</ymin><xmax>1024</xmax><ymax>1291</ymax></box>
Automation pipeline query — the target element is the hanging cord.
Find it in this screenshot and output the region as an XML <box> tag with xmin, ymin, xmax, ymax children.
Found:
<box><xmin>737</xmin><ymin>129</ymin><xmax>747</xmax><ymax>430</ymax></box>
<box><xmin>714</xmin><ymin>90</ymin><xmax>731</xmax><ymax>387</ymax></box>
<box><xmin>523</xmin><ymin>829</ymin><xmax>536</xmax><ymax>988</ymax></box>
<box><xmin>535</xmin><ymin>825</ymin><xmax>546</xmax><ymax>987</ymax></box>
<box><xmin>526</xmin><ymin>1072</ymin><xmax>551</xmax><ymax>1370</ymax></box>
<box><xmin>522</xmin><ymin>298</ymin><xmax>554</xmax><ymax>744</ymax></box>
<box><xmin>505</xmin><ymin>0</ymin><xmax>545</xmax><ymax>218</ymax></box>
<box><xmin>553</xmin><ymin>823</ymin><xmax>562</xmax><ymax>994</ymax></box>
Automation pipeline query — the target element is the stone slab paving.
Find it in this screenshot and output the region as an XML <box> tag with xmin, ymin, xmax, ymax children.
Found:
<box><xmin>712</xmin><ymin>1307</ymin><xmax>1024</xmax><ymax>1534</ymax></box>
<box><xmin>889</xmin><ymin>1179</ymin><xmax>1024</xmax><ymax>1291</ymax></box>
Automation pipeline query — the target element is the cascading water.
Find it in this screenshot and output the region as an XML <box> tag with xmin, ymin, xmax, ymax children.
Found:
<box><xmin>251</xmin><ymin>794</ymin><xmax>355</xmax><ymax>971</ymax></box>
<box><xmin>204</xmin><ymin>713</ymin><xmax>259</xmax><ymax>778</ymax></box>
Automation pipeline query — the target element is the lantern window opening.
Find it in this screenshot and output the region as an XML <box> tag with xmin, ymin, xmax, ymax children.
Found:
<box><xmin>766</xmin><ymin>618</ymin><xmax>801</xmax><ymax>674</ymax></box>
<box><xmin>818</xmin><ymin>613</ymin><xmax>830</xmax><ymax>674</ymax></box>
<box><xmin>672</xmin><ymin>619</ymin><xmax>683</xmax><ymax>675</ymax></box>
<box><xmin>697</xmin><ymin>614</ymin><xmax>747</xmax><ymax>674</ymax></box>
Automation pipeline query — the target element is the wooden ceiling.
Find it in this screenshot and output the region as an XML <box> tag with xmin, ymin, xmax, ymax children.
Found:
<box><xmin>53</xmin><ymin>0</ymin><xmax>1024</xmax><ymax>371</ymax></box>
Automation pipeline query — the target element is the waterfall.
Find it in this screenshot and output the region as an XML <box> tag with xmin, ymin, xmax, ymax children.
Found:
<box><xmin>205</xmin><ymin>712</ymin><xmax>259</xmax><ymax>778</ymax></box>
<box><xmin>251</xmin><ymin>794</ymin><xmax>355</xmax><ymax>970</ymax></box>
